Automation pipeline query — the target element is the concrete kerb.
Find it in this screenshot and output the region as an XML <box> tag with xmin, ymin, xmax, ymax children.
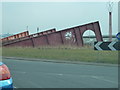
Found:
<box><xmin>2</xmin><ymin>56</ymin><xmax>118</xmax><ymax>67</ymax></box>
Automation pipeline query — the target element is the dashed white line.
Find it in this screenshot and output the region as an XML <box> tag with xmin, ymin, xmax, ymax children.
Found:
<box><xmin>91</xmin><ymin>76</ymin><xmax>118</xmax><ymax>84</ymax></box>
<box><xmin>57</xmin><ymin>74</ymin><xmax>63</xmax><ymax>76</ymax></box>
<box><xmin>14</xmin><ymin>86</ymin><xmax>17</xmax><ymax>88</ymax></box>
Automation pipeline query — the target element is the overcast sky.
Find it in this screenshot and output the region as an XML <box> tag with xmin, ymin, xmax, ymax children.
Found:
<box><xmin>0</xmin><ymin>1</ymin><xmax>118</xmax><ymax>36</ymax></box>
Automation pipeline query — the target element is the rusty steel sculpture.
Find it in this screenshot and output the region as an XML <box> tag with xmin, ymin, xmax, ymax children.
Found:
<box><xmin>2</xmin><ymin>21</ymin><xmax>103</xmax><ymax>47</ymax></box>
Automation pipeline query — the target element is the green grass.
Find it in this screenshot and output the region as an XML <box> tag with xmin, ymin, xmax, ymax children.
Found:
<box><xmin>2</xmin><ymin>46</ymin><xmax>118</xmax><ymax>64</ymax></box>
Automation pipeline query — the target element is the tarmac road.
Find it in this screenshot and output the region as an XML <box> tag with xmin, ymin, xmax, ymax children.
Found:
<box><xmin>3</xmin><ymin>58</ymin><xmax>118</xmax><ymax>88</ymax></box>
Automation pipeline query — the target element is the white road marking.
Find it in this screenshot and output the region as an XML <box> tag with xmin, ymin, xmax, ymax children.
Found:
<box><xmin>14</xmin><ymin>86</ymin><xmax>17</xmax><ymax>88</ymax></box>
<box><xmin>91</xmin><ymin>76</ymin><xmax>118</xmax><ymax>84</ymax></box>
<box><xmin>57</xmin><ymin>74</ymin><xmax>63</xmax><ymax>76</ymax></box>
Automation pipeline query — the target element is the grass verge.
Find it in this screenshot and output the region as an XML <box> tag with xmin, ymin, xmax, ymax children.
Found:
<box><xmin>2</xmin><ymin>46</ymin><xmax>118</xmax><ymax>64</ymax></box>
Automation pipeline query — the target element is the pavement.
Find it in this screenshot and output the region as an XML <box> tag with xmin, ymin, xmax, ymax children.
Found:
<box><xmin>2</xmin><ymin>57</ymin><xmax>118</xmax><ymax>88</ymax></box>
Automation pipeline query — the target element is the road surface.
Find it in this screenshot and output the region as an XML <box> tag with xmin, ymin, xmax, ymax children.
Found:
<box><xmin>3</xmin><ymin>58</ymin><xmax>118</xmax><ymax>88</ymax></box>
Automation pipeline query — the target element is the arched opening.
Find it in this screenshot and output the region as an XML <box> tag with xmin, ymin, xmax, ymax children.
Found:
<box><xmin>82</xmin><ymin>30</ymin><xmax>96</xmax><ymax>47</ymax></box>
